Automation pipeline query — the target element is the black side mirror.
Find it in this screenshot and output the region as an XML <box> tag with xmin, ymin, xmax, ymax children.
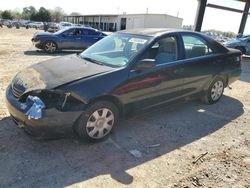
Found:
<box><xmin>135</xmin><ymin>59</ymin><xmax>156</xmax><ymax>71</ymax></box>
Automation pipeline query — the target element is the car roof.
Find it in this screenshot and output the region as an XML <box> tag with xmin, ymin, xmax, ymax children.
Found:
<box><xmin>118</xmin><ymin>28</ymin><xmax>229</xmax><ymax>53</ymax></box>
<box><xmin>117</xmin><ymin>28</ymin><xmax>216</xmax><ymax>38</ymax></box>
<box><xmin>66</xmin><ymin>26</ymin><xmax>99</xmax><ymax>31</ymax></box>
<box><xmin>117</xmin><ymin>28</ymin><xmax>186</xmax><ymax>37</ymax></box>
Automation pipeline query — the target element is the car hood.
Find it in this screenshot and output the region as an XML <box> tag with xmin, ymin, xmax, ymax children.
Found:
<box><xmin>34</xmin><ymin>31</ymin><xmax>54</xmax><ymax>37</ymax></box>
<box><xmin>11</xmin><ymin>55</ymin><xmax>115</xmax><ymax>95</ymax></box>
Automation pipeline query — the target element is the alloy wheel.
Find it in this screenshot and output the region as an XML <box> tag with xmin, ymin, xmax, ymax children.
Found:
<box><xmin>211</xmin><ymin>80</ymin><xmax>224</xmax><ymax>101</ymax></box>
<box><xmin>86</xmin><ymin>108</ymin><xmax>114</xmax><ymax>139</ymax></box>
<box><xmin>44</xmin><ymin>42</ymin><xmax>56</xmax><ymax>53</ymax></box>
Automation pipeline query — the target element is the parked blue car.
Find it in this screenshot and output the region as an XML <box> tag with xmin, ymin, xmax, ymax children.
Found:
<box><xmin>31</xmin><ymin>26</ymin><xmax>107</xmax><ymax>53</ymax></box>
<box><xmin>225</xmin><ymin>36</ymin><xmax>250</xmax><ymax>55</ymax></box>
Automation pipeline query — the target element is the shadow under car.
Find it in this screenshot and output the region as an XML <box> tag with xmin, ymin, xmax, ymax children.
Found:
<box><xmin>0</xmin><ymin>95</ymin><xmax>244</xmax><ymax>187</ymax></box>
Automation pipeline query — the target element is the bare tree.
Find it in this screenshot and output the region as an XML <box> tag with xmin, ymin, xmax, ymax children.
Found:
<box><xmin>50</xmin><ymin>7</ymin><xmax>66</xmax><ymax>22</ymax></box>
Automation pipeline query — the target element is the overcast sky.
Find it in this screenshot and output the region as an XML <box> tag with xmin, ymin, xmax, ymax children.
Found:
<box><xmin>1</xmin><ymin>0</ymin><xmax>249</xmax><ymax>33</ymax></box>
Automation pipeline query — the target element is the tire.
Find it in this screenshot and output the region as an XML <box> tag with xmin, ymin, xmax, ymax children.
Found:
<box><xmin>75</xmin><ymin>101</ymin><xmax>119</xmax><ymax>142</ymax></box>
<box><xmin>43</xmin><ymin>41</ymin><xmax>57</xmax><ymax>53</ymax></box>
<box><xmin>203</xmin><ymin>77</ymin><xmax>225</xmax><ymax>104</ymax></box>
<box><xmin>235</xmin><ymin>46</ymin><xmax>245</xmax><ymax>55</ymax></box>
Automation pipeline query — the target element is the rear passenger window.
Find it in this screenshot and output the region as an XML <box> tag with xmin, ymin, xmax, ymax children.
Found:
<box><xmin>83</xmin><ymin>29</ymin><xmax>100</xmax><ymax>36</ymax></box>
<box><xmin>182</xmin><ymin>35</ymin><xmax>213</xmax><ymax>58</ymax></box>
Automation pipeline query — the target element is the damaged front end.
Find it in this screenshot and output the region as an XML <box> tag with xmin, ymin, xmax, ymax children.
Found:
<box><xmin>6</xmin><ymin>87</ymin><xmax>86</xmax><ymax>138</ymax></box>
<box><xmin>20</xmin><ymin>95</ymin><xmax>45</xmax><ymax>120</ymax></box>
<box><xmin>19</xmin><ymin>89</ymin><xmax>86</xmax><ymax>114</ymax></box>
<box><xmin>6</xmin><ymin>53</ymin><xmax>115</xmax><ymax>138</ymax></box>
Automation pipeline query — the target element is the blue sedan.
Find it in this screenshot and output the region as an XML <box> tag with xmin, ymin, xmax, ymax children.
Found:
<box><xmin>225</xmin><ymin>36</ymin><xmax>250</xmax><ymax>55</ymax></box>
<box><xmin>31</xmin><ymin>26</ymin><xmax>107</xmax><ymax>53</ymax></box>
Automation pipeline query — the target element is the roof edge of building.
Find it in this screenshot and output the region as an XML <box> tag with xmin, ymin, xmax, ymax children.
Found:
<box><xmin>64</xmin><ymin>13</ymin><xmax>182</xmax><ymax>19</ymax></box>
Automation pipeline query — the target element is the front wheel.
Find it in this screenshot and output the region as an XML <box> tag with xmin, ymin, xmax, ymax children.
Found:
<box><xmin>203</xmin><ymin>77</ymin><xmax>225</xmax><ymax>104</ymax></box>
<box><xmin>75</xmin><ymin>101</ymin><xmax>119</xmax><ymax>142</ymax></box>
<box><xmin>43</xmin><ymin>41</ymin><xmax>57</xmax><ymax>53</ymax></box>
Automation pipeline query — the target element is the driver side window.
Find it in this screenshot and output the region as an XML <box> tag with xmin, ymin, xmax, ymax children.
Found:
<box><xmin>142</xmin><ymin>36</ymin><xmax>178</xmax><ymax>65</ymax></box>
<box><xmin>63</xmin><ymin>29</ymin><xmax>81</xmax><ymax>36</ymax></box>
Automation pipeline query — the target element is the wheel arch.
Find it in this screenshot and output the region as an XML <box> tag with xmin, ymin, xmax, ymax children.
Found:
<box><xmin>203</xmin><ymin>73</ymin><xmax>228</xmax><ymax>92</ymax></box>
<box><xmin>42</xmin><ymin>40</ymin><xmax>58</xmax><ymax>49</ymax></box>
<box><xmin>87</xmin><ymin>95</ymin><xmax>124</xmax><ymax>117</ymax></box>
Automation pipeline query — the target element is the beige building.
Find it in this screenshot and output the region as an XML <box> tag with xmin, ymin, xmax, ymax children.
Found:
<box><xmin>64</xmin><ymin>13</ymin><xmax>183</xmax><ymax>31</ymax></box>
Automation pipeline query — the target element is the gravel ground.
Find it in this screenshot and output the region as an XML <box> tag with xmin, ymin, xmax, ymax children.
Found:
<box><xmin>0</xmin><ymin>27</ymin><xmax>249</xmax><ymax>188</ymax></box>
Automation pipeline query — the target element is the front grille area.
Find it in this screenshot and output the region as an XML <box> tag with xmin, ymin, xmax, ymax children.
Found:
<box><xmin>12</xmin><ymin>83</ymin><xmax>25</xmax><ymax>98</ymax></box>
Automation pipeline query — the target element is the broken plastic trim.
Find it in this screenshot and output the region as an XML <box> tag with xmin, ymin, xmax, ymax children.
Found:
<box><xmin>61</xmin><ymin>92</ymin><xmax>70</xmax><ymax>109</ymax></box>
<box><xmin>20</xmin><ymin>95</ymin><xmax>46</xmax><ymax>120</ymax></box>
<box><xmin>20</xmin><ymin>89</ymin><xmax>87</xmax><ymax>113</ymax></box>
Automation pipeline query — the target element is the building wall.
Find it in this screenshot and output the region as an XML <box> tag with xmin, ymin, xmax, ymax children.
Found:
<box><xmin>64</xmin><ymin>14</ymin><xmax>183</xmax><ymax>31</ymax></box>
<box><xmin>144</xmin><ymin>14</ymin><xmax>183</xmax><ymax>28</ymax></box>
<box><xmin>117</xmin><ymin>14</ymin><xmax>183</xmax><ymax>30</ymax></box>
<box><xmin>119</xmin><ymin>15</ymin><xmax>145</xmax><ymax>29</ymax></box>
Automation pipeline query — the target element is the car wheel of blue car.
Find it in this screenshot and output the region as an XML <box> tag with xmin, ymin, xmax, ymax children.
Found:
<box><xmin>43</xmin><ymin>41</ymin><xmax>57</xmax><ymax>53</ymax></box>
<box><xmin>203</xmin><ymin>76</ymin><xmax>225</xmax><ymax>104</ymax></box>
<box><xmin>75</xmin><ymin>101</ymin><xmax>119</xmax><ymax>142</ymax></box>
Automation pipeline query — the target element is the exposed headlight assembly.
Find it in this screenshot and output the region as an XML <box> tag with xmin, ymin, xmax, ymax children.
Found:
<box><xmin>20</xmin><ymin>95</ymin><xmax>45</xmax><ymax>120</ymax></box>
<box><xmin>20</xmin><ymin>90</ymin><xmax>85</xmax><ymax>119</ymax></box>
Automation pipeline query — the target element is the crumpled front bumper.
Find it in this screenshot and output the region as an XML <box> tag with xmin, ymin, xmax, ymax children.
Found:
<box><xmin>5</xmin><ymin>86</ymin><xmax>83</xmax><ymax>138</ymax></box>
<box><xmin>31</xmin><ymin>38</ymin><xmax>43</xmax><ymax>49</ymax></box>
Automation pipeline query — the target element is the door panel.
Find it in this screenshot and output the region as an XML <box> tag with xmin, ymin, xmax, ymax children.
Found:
<box><xmin>80</xmin><ymin>29</ymin><xmax>101</xmax><ymax>49</ymax></box>
<box><xmin>139</xmin><ymin>63</ymin><xmax>185</xmax><ymax>108</ymax></box>
<box><xmin>179</xmin><ymin>34</ymin><xmax>224</xmax><ymax>97</ymax></box>
<box><xmin>180</xmin><ymin>54</ymin><xmax>224</xmax><ymax>96</ymax></box>
<box><xmin>80</xmin><ymin>35</ymin><xmax>100</xmax><ymax>48</ymax></box>
<box><xmin>113</xmin><ymin>34</ymin><xmax>185</xmax><ymax>110</ymax></box>
<box><xmin>114</xmin><ymin>61</ymin><xmax>184</xmax><ymax>110</ymax></box>
<box><xmin>60</xmin><ymin>36</ymin><xmax>82</xmax><ymax>49</ymax></box>
<box><xmin>59</xmin><ymin>29</ymin><xmax>82</xmax><ymax>49</ymax></box>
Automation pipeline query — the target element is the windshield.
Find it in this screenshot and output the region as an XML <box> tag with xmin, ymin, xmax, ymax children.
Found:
<box><xmin>80</xmin><ymin>33</ymin><xmax>151</xmax><ymax>67</ymax></box>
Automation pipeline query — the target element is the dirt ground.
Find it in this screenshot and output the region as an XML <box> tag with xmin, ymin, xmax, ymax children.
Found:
<box><xmin>0</xmin><ymin>27</ymin><xmax>249</xmax><ymax>188</ymax></box>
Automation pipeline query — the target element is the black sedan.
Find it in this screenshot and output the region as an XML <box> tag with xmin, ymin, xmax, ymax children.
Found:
<box><xmin>31</xmin><ymin>26</ymin><xmax>107</xmax><ymax>53</ymax></box>
<box><xmin>6</xmin><ymin>29</ymin><xmax>241</xmax><ymax>141</ymax></box>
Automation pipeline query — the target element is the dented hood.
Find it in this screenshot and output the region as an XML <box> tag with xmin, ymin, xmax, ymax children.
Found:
<box><xmin>12</xmin><ymin>55</ymin><xmax>115</xmax><ymax>94</ymax></box>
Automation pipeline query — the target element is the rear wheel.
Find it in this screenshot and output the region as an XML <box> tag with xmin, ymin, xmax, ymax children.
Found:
<box><xmin>203</xmin><ymin>77</ymin><xmax>225</xmax><ymax>104</ymax></box>
<box><xmin>75</xmin><ymin>101</ymin><xmax>119</xmax><ymax>142</ymax></box>
<box><xmin>43</xmin><ymin>41</ymin><xmax>57</xmax><ymax>53</ymax></box>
